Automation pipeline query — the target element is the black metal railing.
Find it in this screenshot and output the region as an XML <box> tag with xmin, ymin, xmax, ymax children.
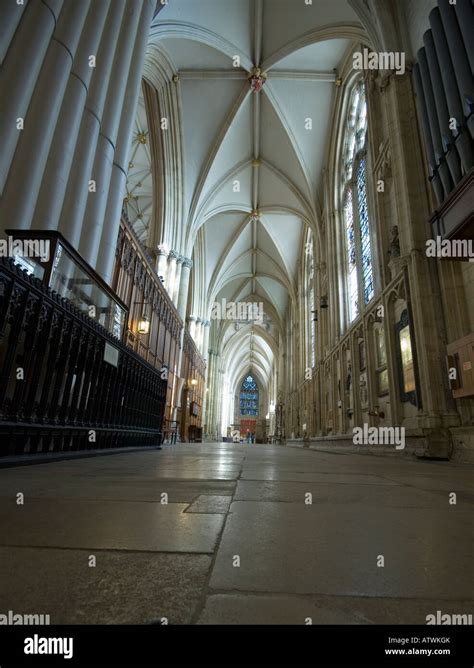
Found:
<box><xmin>0</xmin><ymin>257</ymin><xmax>167</xmax><ymax>456</ymax></box>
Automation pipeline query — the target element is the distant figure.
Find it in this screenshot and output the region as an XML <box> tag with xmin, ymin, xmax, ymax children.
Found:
<box><xmin>251</xmin><ymin>432</ymin><xmax>255</xmax><ymax>444</ymax></box>
<box><xmin>246</xmin><ymin>429</ymin><xmax>251</xmax><ymax>443</ymax></box>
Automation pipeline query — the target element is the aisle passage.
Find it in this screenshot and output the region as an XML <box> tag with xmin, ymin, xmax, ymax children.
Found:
<box><xmin>0</xmin><ymin>444</ymin><xmax>473</xmax><ymax>624</ymax></box>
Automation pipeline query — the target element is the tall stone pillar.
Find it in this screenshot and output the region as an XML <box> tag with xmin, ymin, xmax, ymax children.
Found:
<box><xmin>166</xmin><ymin>250</ymin><xmax>178</xmax><ymax>297</ymax></box>
<box><xmin>156</xmin><ymin>245</ymin><xmax>169</xmax><ymax>284</ymax></box>
<box><xmin>382</xmin><ymin>73</ymin><xmax>460</xmax><ymax>455</ymax></box>
<box><xmin>195</xmin><ymin>318</ymin><xmax>203</xmax><ymax>351</ymax></box>
<box><xmin>177</xmin><ymin>258</ymin><xmax>192</xmax><ymax>320</ymax></box>
<box><xmin>188</xmin><ymin>316</ymin><xmax>197</xmax><ymax>341</ymax></box>
<box><xmin>202</xmin><ymin>320</ymin><xmax>211</xmax><ymax>362</ymax></box>
<box><xmin>201</xmin><ymin>321</ymin><xmax>211</xmax><ymax>430</ymax></box>
<box><xmin>204</xmin><ymin>350</ymin><xmax>215</xmax><ymax>439</ymax></box>
<box><xmin>172</xmin><ymin>255</ymin><xmax>184</xmax><ymax>305</ymax></box>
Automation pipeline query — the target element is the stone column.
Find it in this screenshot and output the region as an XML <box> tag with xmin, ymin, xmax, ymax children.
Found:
<box><xmin>156</xmin><ymin>245</ymin><xmax>169</xmax><ymax>284</ymax></box>
<box><xmin>188</xmin><ymin>316</ymin><xmax>197</xmax><ymax>341</ymax></box>
<box><xmin>166</xmin><ymin>250</ymin><xmax>178</xmax><ymax>297</ymax></box>
<box><xmin>205</xmin><ymin>350</ymin><xmax>217</xmax><ymax>440</ymax></box>
<box><xmin>177</xmin><ymin>258</ymin><xmax>192</xmax><ymax>320</ymax></box>
<box><xmin>172</xmin><ymin>255</ymin><xmax>184</xmax><ymax>305</ymax></box>
<box><xmin>202</xmin><ymin>320</ymin><xmax>211</xmax><ymax>362</ymax></box>
<box><xmin>201</xmin><ymin>321</ymin><xmax>211</xmax><ymax>430</ymax></box>
<box><xmin>382</xmin><ymin>73</ymin><xmax>460</xmax><ymax>455</ymax></box>
<box><xmin>195</xmin><ymin>318</ymin><xmax>203</xmax><ymax>351</ymax></box>
<box><xmin>215</xmin><ymin>366</ymin><xmax>225</xmax><ymax>440</ymax></box>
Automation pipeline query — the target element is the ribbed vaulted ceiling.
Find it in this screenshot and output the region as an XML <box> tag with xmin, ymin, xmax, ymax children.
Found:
<box><xmin>149</xmin><ymin>0</ymin><xmax>366</xmax><ymax>392</ymax></box>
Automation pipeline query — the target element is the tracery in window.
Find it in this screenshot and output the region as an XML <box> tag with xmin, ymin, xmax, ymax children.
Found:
<box><xmin>305</xmin><ymin>231</ymin><xmax>316</xmax><ymax>368</ymax></box>
<box><xmin>240</xmin><ymin>375</ymin><xmax>259</xmax><ymax>416</ymax></box>
<box><xmin>341</xmin><ymin>80</ymin><xmax>374</xmax><ymax>323</ymax></box>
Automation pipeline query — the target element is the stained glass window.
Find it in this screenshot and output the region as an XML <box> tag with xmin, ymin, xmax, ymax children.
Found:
<box><xmin>357</xmin><ymin>159</ymin><xmax>374</xmax><ymax>304</ymax></box>
<box><xmin>306</xmin><ymin>233</ymin><xmax>316</xmax><ymax>369</ymax></box>
<box><xmin>240</xmin><ymin>375</ymin><xmax>258</xmax><ymax>416</ymax></box>
<box><xmin>341</xmin><ymin>80</ymin><xmax>374</xmax><ymax>323</ymax></box>
<box><xmin>344</xmin><ymin>189</ymin><xmax>359</xmax><ymax>321</ymax></box>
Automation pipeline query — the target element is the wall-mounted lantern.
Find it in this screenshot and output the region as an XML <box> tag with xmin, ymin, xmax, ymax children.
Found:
<box><xmin>134</xmin><ymin>301</ymin><xmax>150</xmax><ymax>335</ymax></box>
<box><xmin>137</xmin><ymin>316</ymin><xmax>150</xmax><ymax>335</ymax></box>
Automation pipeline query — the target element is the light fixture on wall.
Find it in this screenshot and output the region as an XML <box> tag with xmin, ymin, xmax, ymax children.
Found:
<box><xmin>191</xmin><ymin>379</ymin><xmax>198</xmax><ymax>386</ymax></box>
<box><xmin>134</xmin><ymin>301</ymin><xmax>150</xmax><ymax>335</ymax></box>
<box><xmin>137</xmin><ymin>316</ymin><xmax>150</xmax><ymax>335</ymax></box>
<box><xmin>320</xmin><ymin>295</ymin><xmax>328</xmax><ymax>309</ymax></box>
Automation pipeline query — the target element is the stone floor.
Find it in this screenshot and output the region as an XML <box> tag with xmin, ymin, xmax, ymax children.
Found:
<box><xmin>0</xmin><ymin>443</ymin><xmax>473</xmax><ymax>625</ymax></box>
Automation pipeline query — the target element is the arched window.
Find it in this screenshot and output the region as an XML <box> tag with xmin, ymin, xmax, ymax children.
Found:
<box><xmin>341</xmin><ymin>80</ymin><xmax>374</xmax><ymax>323</ymax></box>
<box><xmin>240</xmin><ymin>375</ymin><xmax>259</xmax><ymax>416</ymax></box>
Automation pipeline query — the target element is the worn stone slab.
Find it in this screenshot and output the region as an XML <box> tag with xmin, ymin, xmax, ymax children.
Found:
<box><xmin>0</xmin><ymin>547</ymin><xmax>211</xmax><ymax>624</ymax></box>
<box><xmin>198</xmin><ymin>593</ymin><xmax>474</xmax><ymax>625</ymax></box>
<box><xmin>240</xmin><ymin>469</ymin><xmax>399</xmax><ymax>484</ymax></box>
<box><xmin>0</xmin><ymin>480</ymin><xmax>236</xmax><ymax>503</ymax></box>
<box><xmin>233</xmin><ymin>479</ymin><xmax>472</xmax><ymax>508</ymax></box>
<box><xmin>0</xmin><ymin>499</ymin><xmax>225</xmax><ymax>553</ymax></box>
<box><xmin>185</xmin><ymin>495</ymin><xmax>232</xmax><ymax>514</ymax></box>
<box><xmin>209</xmin><ymin>501</ymin><xmax>474</xmax><ymax>599</ymax></box>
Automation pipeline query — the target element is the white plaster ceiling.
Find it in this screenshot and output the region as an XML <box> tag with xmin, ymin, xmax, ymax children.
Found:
<box><xmin>151</xmin><ymin>0</ymin><xmax>364</xmax><ymax>388</ymax></box>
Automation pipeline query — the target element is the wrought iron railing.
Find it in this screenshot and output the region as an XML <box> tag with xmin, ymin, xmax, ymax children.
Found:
<box><xmin>0</xmin><ymin>257</ymin><xmax>167</xmax><ymax>456</ymax></box>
